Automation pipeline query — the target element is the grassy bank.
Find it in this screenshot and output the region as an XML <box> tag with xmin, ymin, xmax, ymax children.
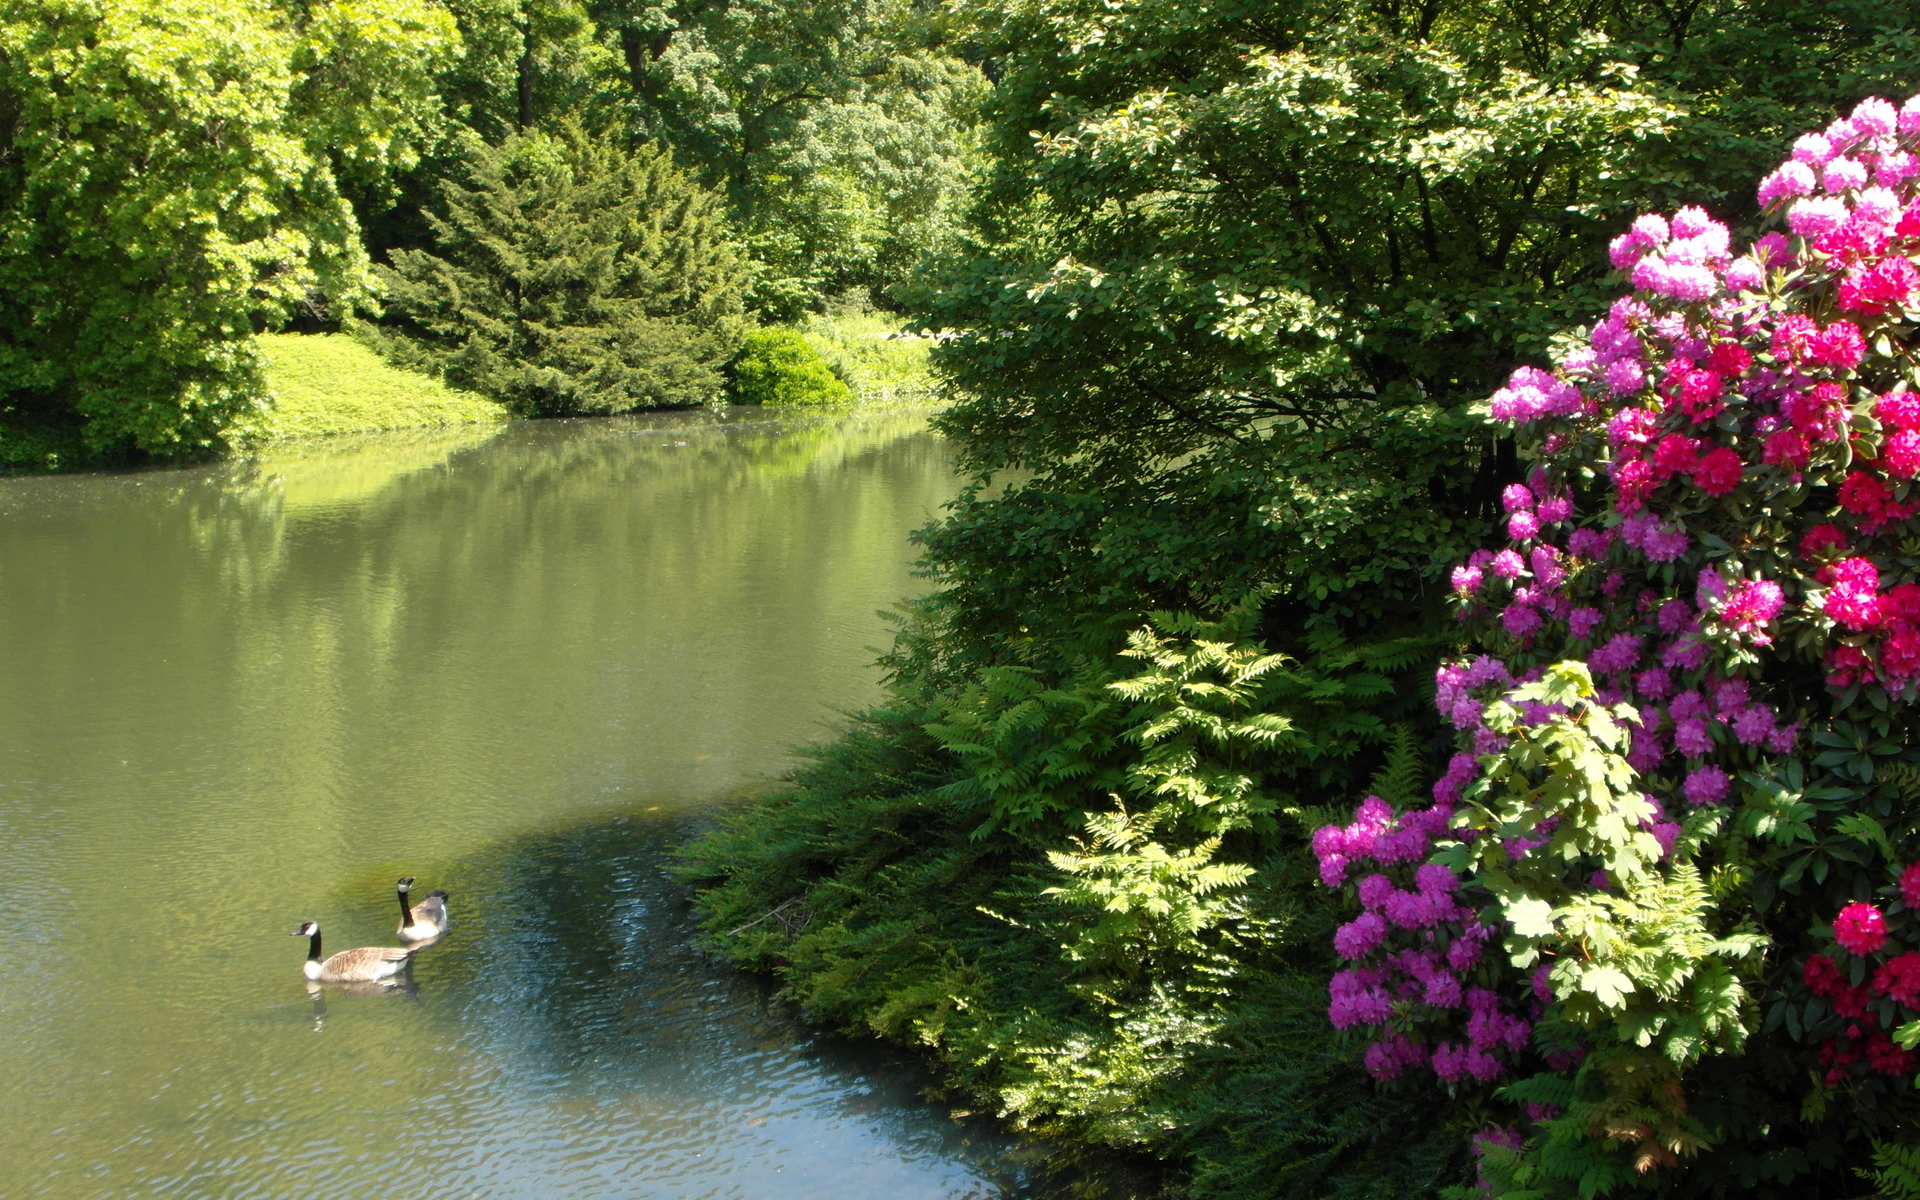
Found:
<box><xmin>245</xmin><ymin>333</ymin><xmax>507</xmax><ymax>443</ymax></box>
<box><xmin>800</xmin><ymin>314</ymin><xmax>937</xmax><ymax>403</ymax></box>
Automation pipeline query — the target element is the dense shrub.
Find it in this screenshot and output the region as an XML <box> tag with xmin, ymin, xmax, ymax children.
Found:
<box><xmin>729</xmin><ymin>329</ymin><xmax>853</xmax><ymax>407</ymax></box>
<box><xmin>371</xmin><ymin>126</ymin><xmax>749</xmax><ymax>416</ymax></box>
<box><xmin>1313</xmin><ymin>96</ymin><xmax>1920</xmax><ymax>1194</ymax></box>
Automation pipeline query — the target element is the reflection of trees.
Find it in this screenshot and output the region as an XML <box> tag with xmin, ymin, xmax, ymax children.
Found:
<box><xmin>436</xmin><ymin>811</ymin><xmax>1049</xmax><ymax>1194</ymax></box>
<box><xmin>0</xmin><ymin>410</ymin><xmax>959</xmax><ymax>897</ymax></box>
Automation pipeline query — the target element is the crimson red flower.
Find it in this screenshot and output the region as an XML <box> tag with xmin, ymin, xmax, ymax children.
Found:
<box><xmin>1693</xmin><ymin>446</ymin><xmax>1744</xmax><ymax>496</ymax></box>
<box><xmin>1706</xmin><ymin>341</ymin><xmax>1752</xmax><ymax>377</ymax></box>
<box><xmin>1836</xmin><ymin>902</ymin><xmax>1889</xmax><ymax>954</ymax></box>
<box><xmin>1885</xmin><ymin>582</ymin><xmax>1920</xmax><ymax>625</ymax></box>
<box><xmin>1650</xmin><ymin>433</ymin><xmax>1701</xmax><ymax>480</ymax></box>
<box><xmin>1903</xmin><ymin>862</ymin><xmax>1920</xmax><ymax>908</ymax></box>
<box><xmin>1867</xmin><ymin>1032</ymin><xmax>1918</xmax><ymax>1076</ymax></box>
<box><xmin>1838</xmin><ymin>471</ymin><xmax>1915</xmax><ymax>532</ymax></box>
<box><xmin>1826</xmin><ymin>645</ymin><xmax>1877</xmax><ymax>687</ymax></box>
<box><xmin>1874</xmin><ymin>952</ymin><xmax>1920</xmax><ymax>1007</ymax></box>
<box><xmin>1785</xmin><ymin>382</ymin><xmax>1847</xmax><ymax>440</ymax></box>
<box><xmin>1805</xmin><ymin>954</ymin><xmax>1845</xmax><ymax>996</ymax></box>
<box><xmin>1763</xmin><ymin>429</ymin><xmax>1811</xmax><ymax>469</ymax></box>
<box><xmin>1800</xmin><ymin>524</ymin><xmax>1849</xmax><ymax>558</ymax></box>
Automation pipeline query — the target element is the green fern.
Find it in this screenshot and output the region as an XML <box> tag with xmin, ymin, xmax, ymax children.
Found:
<box><xmin>1865</xmin><ymin>1140</ymin><xmax>1920</xmax><ymax>1199</ymax></box>
<box><xmin>1366</xmin><ymin>725</ymin><xmax>1425</xmax><ymax>808</ymax></box>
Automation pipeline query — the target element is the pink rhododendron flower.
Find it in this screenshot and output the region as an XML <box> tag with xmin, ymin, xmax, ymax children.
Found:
<box><xmin>1789</xmin><ymin>196</ymin><xmax>1850</xmax><ymax>236</ymax></box>
<box><xmin>1835</xmin><ymin>902</ymin><xmax>1889</xmax><ymax>954</ymax></box>
<box><xmin>1807</xmin><ymin>321</ymin><xmax>1866</xmax><ymax>368</ymax></box>
<box><xmin>1855</xmin><ymin>96</ymin><xmax>1900</xmax><ymax>137</ymax></box>
<box><xmin>1826</xmin><ymin>557</ymin><xmax>1883</xmax><ymax>629</ymax></box>
<box><xmin>1451</xmin><ymin>565</ymin><xmax>1484</xmax><ymax>596</ymax></box>
<box><xmin>1824</xmin><ymin>157</ymin><xmax>1868</xmax><ymax>192</ymax></box>
<box><xmin>1722</xmin><ymin>579</ymin><xmax>1785</xmax><ymax>640</ymax></box>
<box><xmin>1879</xmin><ymin>150</ymin><xmax>1919</xmax><ymax>186</ymax></box>
<box><xmin>1857</xmin><ymin>185</ymin><xmax>1903</xmax><ymax>229</ymax></box>
<box><xmin>1771</xmin><ymin>314</ymin><xmax>1818</xmax><ymax>361</ymax></box>
<box><xmin>1902</xmin><ymin>862</ymin><xmax>1920</xmax><ymax>908</ymax></box>
<box><xmin>1879</xmin><ymin>391</ymin><xmax>1920</xmax><ymax>431</ymax></box>
<box><xmin>1888</xmin><ymin>429</ymin><xmax>1920</xmax><ymax>478</ymax></box>
<box><xmin>1722</xmin><ymin>258</ymin><xmax>1765</xmax><ymax>291</ymax></box>
<box><xmin>1793</xmin><ymin>133</ymin><xmax>1836</xmax><ymax>165</ymax></box>
<box><xmin>1683</xmin><ymin>764</ymin><xmax>1730</xmax><ymax>806</ymax></box>
<box><xmin>1758</xmin><ymin>161</ymin><xmax>1816</xmax><ymax>207</ymax></box>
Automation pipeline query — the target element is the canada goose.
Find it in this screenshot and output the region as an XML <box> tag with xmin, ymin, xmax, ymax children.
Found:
<box><xmin>394</xmin><ymin>876</ymin><xmax>450</xmax><ymax>941</ymax></box>
<box><xmin>290</xmin><ymin>921</ymin><xmax>413</xmax><ymax>983</ymax></box>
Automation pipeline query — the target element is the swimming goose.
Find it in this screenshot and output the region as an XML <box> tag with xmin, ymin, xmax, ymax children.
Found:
<box><xmin>290</xmin><ymin>921</ymin><xmax>413</xmax><ymax>983</ymax></box>
<box><xmin>395</xmin><ymin>876</ymin><xmax>450</xmax><ymax>941</ymax></box>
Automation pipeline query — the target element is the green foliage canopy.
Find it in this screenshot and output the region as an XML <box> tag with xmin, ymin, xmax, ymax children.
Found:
<box><xmin>0</xmin><ymin>0</ymin><xmax>458</xmax><ymax>458</ymax></box>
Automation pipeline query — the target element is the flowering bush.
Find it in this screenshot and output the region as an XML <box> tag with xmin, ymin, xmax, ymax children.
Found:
<box><xmin>1317</xmin><ymin>95</ymin><xmax>1920</xmax><ymax>1190</ymax></box>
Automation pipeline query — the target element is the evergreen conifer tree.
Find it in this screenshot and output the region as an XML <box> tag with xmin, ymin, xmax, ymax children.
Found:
<box><xmin>372</xmin><ymin>125</ymin><xmax>748</xmax><ymax>415</ymax></box>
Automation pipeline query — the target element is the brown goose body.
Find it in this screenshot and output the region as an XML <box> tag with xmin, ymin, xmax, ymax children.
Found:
<box><xmin>291</xmin><ymin>922</ymin><xmax>413</xmax><ymax>983</ymax></box>
<box><xmin>394</xmin><ymin>877</ymin><xmax>450</xmax><ymax>942</ymax></box>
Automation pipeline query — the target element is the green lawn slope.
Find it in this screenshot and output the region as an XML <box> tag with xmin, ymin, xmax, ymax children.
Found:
<box><xmin>246</xmin><ymin>333</ymin><xmax>507</xmax><ymax>442</ymax></box>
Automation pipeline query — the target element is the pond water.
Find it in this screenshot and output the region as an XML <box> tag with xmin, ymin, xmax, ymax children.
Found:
<box><xmin>0</xmin><ymin>411</ymin><xmax>1043</xmax><ymax>1198</ymax></box>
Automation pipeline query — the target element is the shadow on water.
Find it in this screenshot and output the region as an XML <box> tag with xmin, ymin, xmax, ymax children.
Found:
<box><xmin>400</xmin><ymin>807</ymin><xmax>1161</xmax><ymax>1200</ymax></box>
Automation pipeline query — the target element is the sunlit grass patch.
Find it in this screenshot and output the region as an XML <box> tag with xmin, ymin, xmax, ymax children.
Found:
<box><xmin>245</xmin><ymin>333</ymin><xmax>508</xmax><ymax>443</ymax></box>
<box><xmin>799</xmin><ymin>314</ymin><xmax>938</xmax><ymax>403</ymax></box>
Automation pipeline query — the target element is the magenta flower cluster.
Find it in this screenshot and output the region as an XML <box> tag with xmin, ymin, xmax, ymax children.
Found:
<box><xmin>1314</xmin><ymin>93</ymin><xmax>1920</xmax><ymax>1097</ymax></box>
<box><xmin>1319</xmin><ymin>798</ymin><xmax>1535</xmax><ymax>1083</ymax></box>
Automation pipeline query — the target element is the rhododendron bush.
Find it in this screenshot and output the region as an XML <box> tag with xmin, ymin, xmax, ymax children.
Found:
<box><xmin>1318</xmin><ymin>95</ymin><xmax>1920</xmax><ymax>1192</ymax></box>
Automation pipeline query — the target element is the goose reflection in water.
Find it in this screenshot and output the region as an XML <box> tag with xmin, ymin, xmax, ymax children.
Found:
<box><xmin>308</xmin><ymin>974</ymin><xmax>421</xmax><ymax>1031</ymax></box>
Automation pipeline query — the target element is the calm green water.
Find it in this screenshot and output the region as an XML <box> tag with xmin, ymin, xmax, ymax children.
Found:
<box><xmin>0</xmin><ymin>411</ymin><xmax>1037</xmax><ymax>1198</ymax></box>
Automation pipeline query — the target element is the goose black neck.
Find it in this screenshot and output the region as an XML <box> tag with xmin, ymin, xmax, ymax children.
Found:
<box><xmin>307</xmin><ymin>929</ymin><xmax>323</xmax><ymax>961</ymax></box>
<box><xmin>396</xmin><ymin>885</ymin><xmax>414</xmax><ymax>926</ymax></box>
